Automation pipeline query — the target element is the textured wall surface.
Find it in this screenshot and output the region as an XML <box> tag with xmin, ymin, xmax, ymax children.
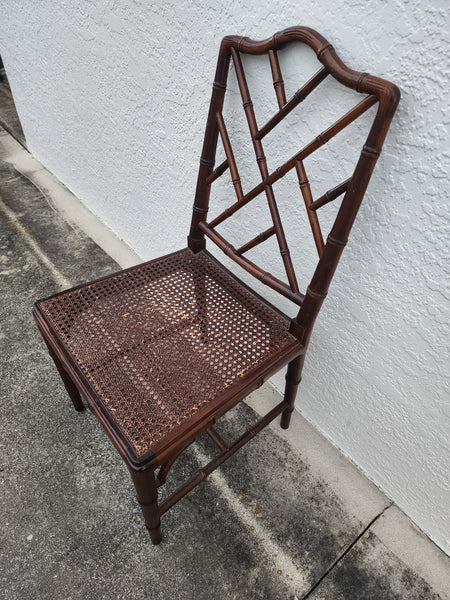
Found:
<box><xmin>1</xmin><ymin>1</ymin><xmax>449</xmax><ymax>554</ymax></box>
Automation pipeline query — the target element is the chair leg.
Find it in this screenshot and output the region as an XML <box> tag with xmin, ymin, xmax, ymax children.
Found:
<box><xmin>45</xmin><ymin>341</ymin><xmax>84</xmax><ymax>412</ymax></box>
<box><xmin>280</xmin><ymin>354</ymin><xmax>305</xmax><ymax>429</ymax></box>
<box><xmin>129</xmin><ymin>467</ymin><xmax>162</xmax><ymax>545</ymax></box>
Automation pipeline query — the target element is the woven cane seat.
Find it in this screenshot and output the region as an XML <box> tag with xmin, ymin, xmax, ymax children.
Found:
<box><xmin>36</xmin><ymin>248</ymin><xmax>298</xmax><ymax>457</ymax></box>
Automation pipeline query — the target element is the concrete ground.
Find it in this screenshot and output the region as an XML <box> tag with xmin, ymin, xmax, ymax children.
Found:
<box><xmin>0</xmin><ymin>85</ymin><xmax>449</xmax><ymax>599</ymax></box>
<box><xmin>0</xmin><ymin>64</ymin><xmax>25</xmax><ymax>147</ymax></box>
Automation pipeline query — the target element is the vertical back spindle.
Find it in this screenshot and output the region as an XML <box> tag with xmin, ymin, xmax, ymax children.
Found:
<box><xmin>268</xmin><ymin>50</ymin><xmax>287</xmax><ymax>109</ymax></box>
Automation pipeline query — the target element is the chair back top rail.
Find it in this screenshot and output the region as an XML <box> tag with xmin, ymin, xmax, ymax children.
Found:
<box><xmin>188</xmin><ymin>26</ymin><xmax>400</xmax><ymax>345</ymax></box>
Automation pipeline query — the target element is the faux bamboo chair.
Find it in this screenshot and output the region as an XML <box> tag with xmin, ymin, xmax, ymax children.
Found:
<box><xmin>33</xmin><ymin>27</ymin><xmax>399</xmax><ymax>544</ymax></box>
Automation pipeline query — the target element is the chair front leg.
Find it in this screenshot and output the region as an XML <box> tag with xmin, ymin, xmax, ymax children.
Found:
<box><xmin>281</xmin><ymin>354</ymin><xmax>305</xmax><ymax>429</ymax></box>
<box><xmin>44</xmin><ymin>340</ymin><xmax>84</xmax><ymax>412</ymax></box>
<box><xmin>128</xmin><ymin>466</ymin><xmax>162</xmax><ymax>545</ymax></box>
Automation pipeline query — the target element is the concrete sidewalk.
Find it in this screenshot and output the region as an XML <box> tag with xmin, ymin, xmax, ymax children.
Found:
<box><xmin>1</xmin><ymin>125</ymin><xmax>449</xmax><ymax>599</ymax></box>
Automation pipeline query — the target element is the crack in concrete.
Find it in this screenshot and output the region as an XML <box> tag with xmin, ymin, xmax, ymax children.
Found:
<box><xmin>299</xmin><ymin>502</ymin><xmax>395</xmax><ymax>599</ymax></box>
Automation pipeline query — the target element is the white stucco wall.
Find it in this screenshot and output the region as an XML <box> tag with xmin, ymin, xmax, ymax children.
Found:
<box><xmin>1</xmin><ymin>1</ymin><xmax>449</xmax><ymax>554</ymax></box>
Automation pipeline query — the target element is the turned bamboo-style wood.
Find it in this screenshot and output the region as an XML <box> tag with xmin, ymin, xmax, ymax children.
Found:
<box><xmin>216</xmin><ymin>112</ymin><xmax>244</xmax><ymax>200</ymax></box>
<box><xmin>188</xmin><ymin>51</ymin><xmax>230</xmax><ymax>252</ymax></box>
<box><xmin>235</xmin><ymin>226</ymin><xmax>276</xmax><ymax>255</ymax></box>
<box><xmin>295</xmin><ymin>160</ymin><xmax>324</xmax><ymax>255</ymax></box>
<box><xmin>310</xmin><ymin>178</ymin><xmax>351</xmax><ymax>211</ymax></box>
<box><xmin>206</xmin><ymin>159</ymin><xmax>229</xmax><ymax>184</ymax></box>
<box><xmin>268</xmin><ymin>49</ymin><xmax>287</xmax><ymax>108</ymax></box>
<box><xmin>35</xmin><ymin>27</ymin><xmax>399</xmax><ymax>546</ymax></box>
<box><xmin>128</xmin><ymin>466</ymin><xmax>162</xmax><ymax>544</ymax></box>
<box><xmin>205</xmin><ymin>425</ymin><xmax>229</xmax><ymax>451</ymax></box>
<box><xmin>207</xmin><ymin>94</ymin><xmax>378</xmax><ymax>234</ymax></box>
<box><xmin>230</xmin><ymin>47</ymin><xmax>300</xmax><ymax>294</ymax></box>
<box><xmin>199</xmin><ymin>221</ymin><xmax>304</xmax><ymax>305</ymax></box>
<box><xmin>281</xmin><ymin>354</ymin><xmax>305</xmax><ymax>429</ymax></box>
<box><xmin>256</xmin><ymin>67</ymin><xmax>329</xmax><ymax>140</ymax></box>
<box><xmin>159</xmin><ymin>401</ymin><xmax>286</xmax><ymax>517</ymax></box>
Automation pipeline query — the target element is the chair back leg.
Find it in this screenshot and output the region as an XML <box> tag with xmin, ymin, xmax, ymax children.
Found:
<box><xmin>281</xmin><ymin>354</ymin><xmax>305</xmax><ymax>429</ymax></box>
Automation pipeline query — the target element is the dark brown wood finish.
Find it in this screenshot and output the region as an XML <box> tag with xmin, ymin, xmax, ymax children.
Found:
<box><xmin>34</xmin><ymin>27</ymin><xmax>399</xmax><ymax>544</ymax></box>
<box><xmin>128</xmin><ymin>466</ymin><xmax>162</xmax><ymax>544</ymax></box>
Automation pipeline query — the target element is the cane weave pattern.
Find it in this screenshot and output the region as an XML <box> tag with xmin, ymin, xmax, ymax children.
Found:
<box><xmin>37</xmin><ymin>249</ymin><xmax>296</xmax><ymax>456</ymax></box>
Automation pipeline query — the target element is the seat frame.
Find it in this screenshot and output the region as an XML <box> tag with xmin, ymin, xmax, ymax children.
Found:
<box><xmin>33</xmin><ymin>27</ymin><xmax>399</xmax><ymax>545</ymax></box>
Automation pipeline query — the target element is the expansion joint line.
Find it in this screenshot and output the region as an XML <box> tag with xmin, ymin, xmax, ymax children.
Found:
<box><xmin>299</xmin><ymin>502</ymin><xmax>394</xmax><ymax>599</ymax></box>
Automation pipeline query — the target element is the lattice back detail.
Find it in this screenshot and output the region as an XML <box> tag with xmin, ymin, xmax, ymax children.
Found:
<box><xmin>189</xmin><ymin>28</ymin><xmax>399</xmax><ymax>336</ymax></box>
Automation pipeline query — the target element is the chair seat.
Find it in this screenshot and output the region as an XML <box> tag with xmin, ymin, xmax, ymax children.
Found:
<box><xmin>35</xmin><ymin>248</ymin><xmax>300</xmax><ymax>461</ymax></box>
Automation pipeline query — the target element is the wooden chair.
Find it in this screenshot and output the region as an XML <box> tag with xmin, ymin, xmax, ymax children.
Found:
<box><xmin>33</xmin><ymin>27</ymin><xmax>399</xmax><ymax>544</ymax></box>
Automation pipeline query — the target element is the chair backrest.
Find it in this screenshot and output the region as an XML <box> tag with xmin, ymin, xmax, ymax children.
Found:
<box><xmin>188</xmin><ymin>27</ymin><xmax>400</xmax><ymax>346</ymax></box>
